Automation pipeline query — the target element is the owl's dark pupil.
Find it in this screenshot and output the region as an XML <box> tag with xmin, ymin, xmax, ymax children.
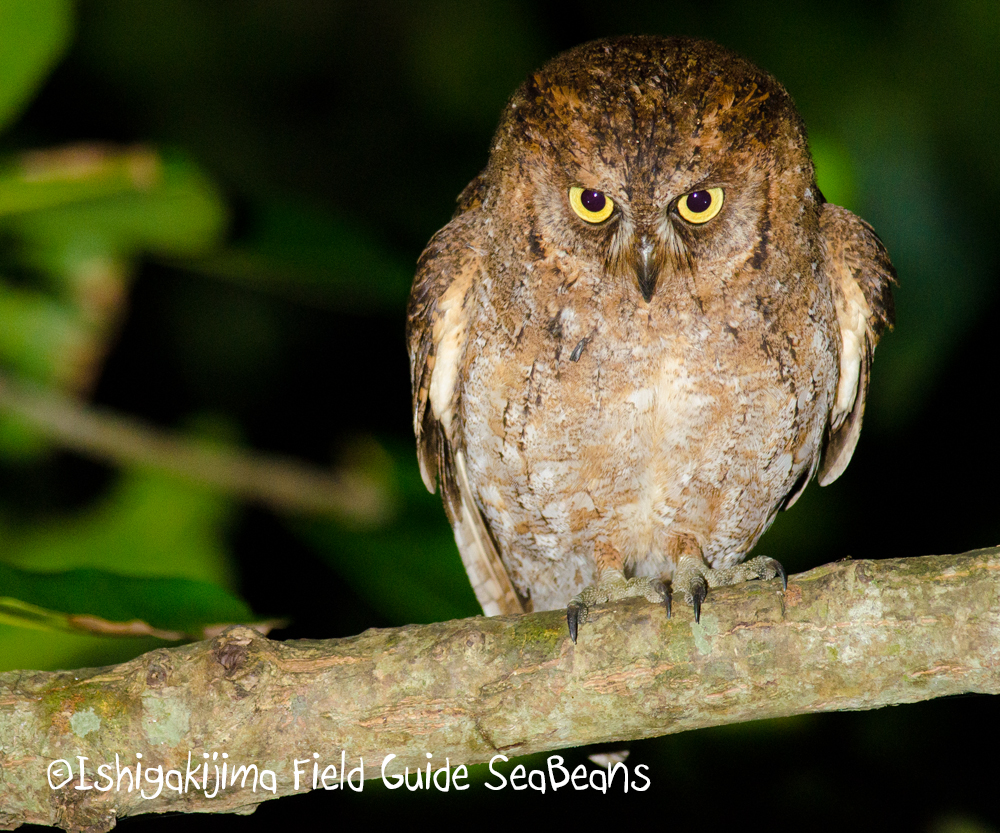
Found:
<box><xmin>581</xmin><ymin>189</ymin><xmax>606</xmax><ymax>213</ymax></box>
<box><xmin>686</xmin><ymin>190</ymin><xmax>713</xmax><ymax>213</ymax></box>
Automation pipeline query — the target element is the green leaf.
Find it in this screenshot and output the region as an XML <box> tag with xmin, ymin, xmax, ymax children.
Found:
<box><xmin>0</xmin><ymin>146</ymin><xmax>163</xmax><ymax>217</ymax></box>
<box><xmin>0</xmin><ymin>468</ymin><xmax>269</xmax><ymax>671</ymax></box>
<box><xmin>0</xmin><ymin>468</ymin><xmax>236</xmax><ymax>588</ymax></box>
<box><xmin>4</xmin><ymin>152</ymin><xmax>228</xmax><ymax>264</ymax></box>
<box><xmin>0</xmin><ymin>624</ymin><xmax>164</xmax><ymax>674</ymax></box>
<box><xmin>0</xmin><ymin>411</ymin><xmax>48</xmax><ymax>458</ymax></box>
<box><xmin>0</xmin><ymin>0</ymin><xmax>73</xmax><ymax>132</ymax></box>
<box><xmin>0</xmin><ymin>282</ymin><xmax>88</xmax><ymax>385</ymax></box>
<box><xmin>0</xmin><ymin>563</ymin><xmax>263</xmax><ymax>638</ymax></box>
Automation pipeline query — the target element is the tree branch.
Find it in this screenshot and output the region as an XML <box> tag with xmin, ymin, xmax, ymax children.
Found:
<box><xmin>2</xmin><ymin>549</ymin><xmax>998</xmax><ymax>831</ymax></box>
<box><xmin>0</xmin><ymin>370</ymin><xmax>392</xmax><ymax>521</ymax></box>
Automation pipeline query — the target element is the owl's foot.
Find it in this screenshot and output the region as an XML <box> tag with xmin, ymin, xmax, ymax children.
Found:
<box><xmin>673</xmin><ymin>555</ymin><xmax>786</xmax><ymax>624</ymax></box>
<box><xmin>566</xmin><ymin>570</ymin><xmax>669</xmax><ymax>642</ymax></box>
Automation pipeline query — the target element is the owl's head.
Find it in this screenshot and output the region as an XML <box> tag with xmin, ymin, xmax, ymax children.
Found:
<box><xmin>482</xmin><ymin>36</ymin><xmax>820</xmax><ymax>305</ymax></box>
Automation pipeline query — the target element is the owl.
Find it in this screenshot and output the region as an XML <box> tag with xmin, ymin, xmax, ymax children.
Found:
<box><xmin>407</xmin><ymin>36</ymin><xmax>894</xmax><ymax>640</ymax></box>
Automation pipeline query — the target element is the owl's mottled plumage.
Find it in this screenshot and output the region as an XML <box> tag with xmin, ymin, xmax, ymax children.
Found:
<box><xmin>408</xmin><ymin>36</ymin><xmax>894</xmax><ymax>634</ymax></box>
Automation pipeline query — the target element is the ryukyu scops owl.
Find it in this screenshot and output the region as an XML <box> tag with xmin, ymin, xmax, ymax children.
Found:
<box><xmin>407</xmin><ymin>36</ymin><xmax>894</xmax><ymax>640</ymax></box>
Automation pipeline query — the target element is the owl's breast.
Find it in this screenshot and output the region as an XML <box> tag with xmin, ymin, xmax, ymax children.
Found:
<box><xmin>459</xmin><ymin>276</ymin><xmax>839</xmax><ymax>606</ymax></box>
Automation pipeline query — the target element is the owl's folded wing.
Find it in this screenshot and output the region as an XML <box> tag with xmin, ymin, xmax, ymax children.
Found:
<box><xmin>817</xmin><ymin>203</ymin><xmax>896</xmax><ymax>485</ymax></box>
<box><xmin>406</xmin><ymin>210</ymin><xmax>526</xmax><ymax>617</ymax></box>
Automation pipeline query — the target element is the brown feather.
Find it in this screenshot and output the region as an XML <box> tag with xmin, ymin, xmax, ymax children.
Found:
<box><xmin>406</xmin><ymin>208</ymin><xmax>525</xmax><ymax>615</ymax></box>
<box><xmin>817</xmin><ymin>204</ymin><xmax>897</xmax><ymax>485</ymax></box>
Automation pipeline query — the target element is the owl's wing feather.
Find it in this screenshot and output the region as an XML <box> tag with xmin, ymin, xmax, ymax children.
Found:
<box><xmin>406</xmin><ymin>208</ymin><xmax>526</xmax><ymax>617</ymax></box>
<box><xmin>817</xmin><ymin>203</ymin><xmax>896</xmax><ymax>485</ymax></box>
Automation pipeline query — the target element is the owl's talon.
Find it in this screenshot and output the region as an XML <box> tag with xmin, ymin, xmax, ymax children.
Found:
<box><xmin>740</xmin><ymin>555</ymin><xmax>787</xmax><ymax>589</ymax></box>
<box><xmin>690</xmin><ymin>576</ymin><xmax>707</xmax><ymax>624</ymax></box>
<box><xmin>565</xmin><ymin>572</ymin><xmax>668</xmax><ymax>640</ymax></box>
<box><xmin>674</xmin><ymin>554</ymin><xmax>788</xmax><ymax>620</ymax></box>
<box><xmin>567</xmin><ymin>603</ymin><xmax>584</xmax><ymax>643</ymax></box>
<box><xmin>770</xmin><ymin>558</ymin><xmax>788</xmax><ymax>590</ymax></box>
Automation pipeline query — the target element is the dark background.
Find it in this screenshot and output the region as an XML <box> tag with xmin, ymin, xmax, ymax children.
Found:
<box><xmin>3</xmin><ymin>1</ymin><xmax>999</xmax><ymax>831</ymax></box>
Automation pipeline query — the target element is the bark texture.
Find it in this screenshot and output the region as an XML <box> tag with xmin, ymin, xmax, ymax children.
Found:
<box><xmin>1</xmin><ymin>549</ymin><xmax>999</xmax><ymax>831</ymax></box>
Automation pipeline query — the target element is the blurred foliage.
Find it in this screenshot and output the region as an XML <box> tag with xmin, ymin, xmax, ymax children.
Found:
<box><xmin>0</xmin><ymin>0</ymin><xmax>998</xmax><ymax>829</ymax></box>
<box><xmin>0</xmin><ymin>0</ymin><xmax>71</xmax><ymax>132</ymax></box>
<box><xmin>0</xmin><ymin>0</ymin><xmax>248</xmax><ymax>664</ymax></box>
<box><xmin>0</xmin><ymin>468</ymin><xmax>232</xmax><ymax>584</ymax></box>
<box><xmin>297</xmin><ymin>442</ymin><xmax>480</xmax><ymax>625</ymax></box>
<box><xmin>0</xmin><ymin>562</ymin><xmax>259</xmax><ymax>639</ymax></box>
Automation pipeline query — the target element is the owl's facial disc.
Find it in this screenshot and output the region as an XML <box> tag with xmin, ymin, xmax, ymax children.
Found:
<box><xmin>624</xmin><ymin>186</ymin><xmax>728</xmax><ymax>302</ymax></box>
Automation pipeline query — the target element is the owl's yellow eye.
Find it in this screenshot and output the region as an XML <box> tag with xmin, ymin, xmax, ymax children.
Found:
<box><xmin>676</xmin><ymin>187</ymin><xmax>725</xmax><ymax>224</ymax></box>
<box><xmin>569</xmin><ymin>186</ymin><xmax>614</xmax><ymax>223</ymax></box>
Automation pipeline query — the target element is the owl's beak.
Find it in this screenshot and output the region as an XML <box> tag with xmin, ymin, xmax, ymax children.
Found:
<box><xmin>633</xmin><ymin>235</ymin><xmax>661</xmax><ymax>303</ymax></box>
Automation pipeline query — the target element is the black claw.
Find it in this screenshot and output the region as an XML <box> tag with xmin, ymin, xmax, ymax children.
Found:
<box><xmin>771</xmin><ymin>558</ymin><xmax>788</xmax><ymax>590</ymax></box>
<box><xmin>651</xmin><ymin>579</ymin><xmax>670</xmax><ymax>619</ymax></box>
<box><xmin>692</xmin><ymin>577</ymin><xmax>707</xmax><ymax>624</ymax></box>
<box><xmin>567</xmin><ymin>604</ymin><xmax>581</xmax><ymax>643</ymax></box>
